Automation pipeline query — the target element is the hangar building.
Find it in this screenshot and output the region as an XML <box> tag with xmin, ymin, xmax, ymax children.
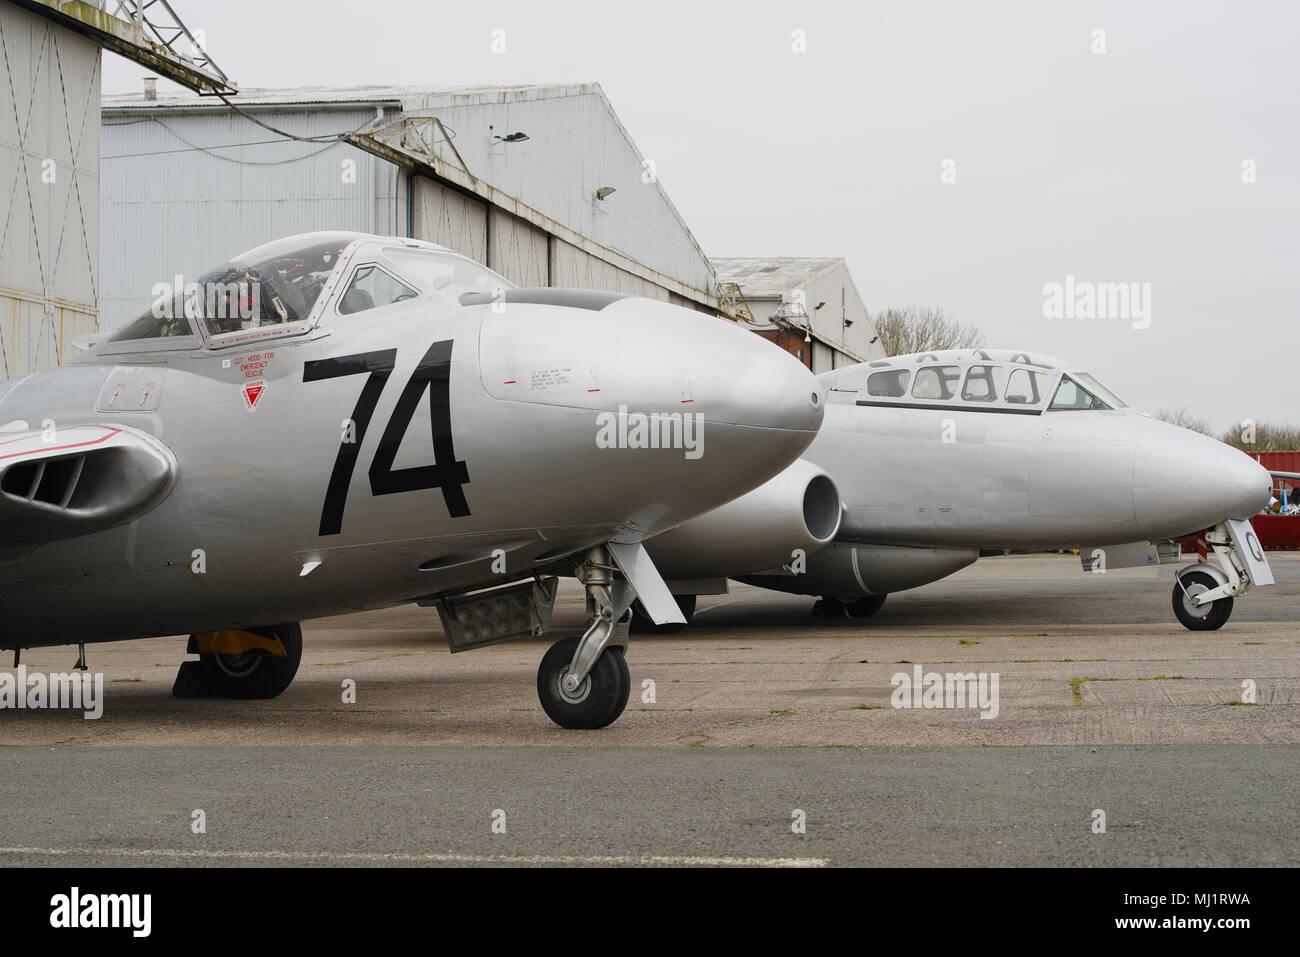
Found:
<box><xmin>0</xmin><ymin>2</ymin><xmax>102</xmax><ymax>376</ymax></box>
<box><xmin>99</xmin><ymin>82</ymin><xmax>721</xmax><ymax>330</ymax></box>
<box><xmin>712</xmin><ymin>256</ymin><xmax>880</xmax><ymax>372</ymax></box>
<box><xmin>1</xmin><ymin>0</ymin><xmax>232</xmax><ymax>376</ymax></box>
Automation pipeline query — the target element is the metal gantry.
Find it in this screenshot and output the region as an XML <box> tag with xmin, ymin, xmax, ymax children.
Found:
<box><xmin>11</xmin><ymin>0</ymin><xmax>236</xmax><ymax>93</ymax></box>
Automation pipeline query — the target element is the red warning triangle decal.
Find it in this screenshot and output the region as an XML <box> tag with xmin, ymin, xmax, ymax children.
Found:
<box><xmin>242</xmin><ymin>380</ymin><xmax>266</xmax><ymax>411</ymax></box>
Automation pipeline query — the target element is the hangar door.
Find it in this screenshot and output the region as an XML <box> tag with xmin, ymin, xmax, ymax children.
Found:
<box><xmin>550</xmin><ymin>240</ymin><xmax>670</xmax><ymax>301</ymax></box>
<box><xmin>411</xmin><ymin>176</ymin><xmax>487</xmax><ymax>263</ymax></box>
<box><xmin>488</xmin><ymin>208</ymin><xmax>548</xmax><ymax>287</ymax></box>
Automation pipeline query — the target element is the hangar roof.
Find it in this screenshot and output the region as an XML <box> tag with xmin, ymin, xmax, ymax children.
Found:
<box><xmin>101</xmin><ymin>82</ymin><xmax>592</xmax><ymax>111</ymax></box>
<box><xmin>711</xmin><ymin>257</ymin><xmax>846</xmax><ymax>298</ymax></box>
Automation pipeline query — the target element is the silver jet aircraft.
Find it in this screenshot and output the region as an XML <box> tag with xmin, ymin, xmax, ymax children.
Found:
<box><xmin>0</xmin><ymin>231</ymin><xmax>825</xmax><ymax>728</ymax></box>
<box><xmin>645</xmin><ymin>349</ymin><xmax>1276</xmax><ymax>631</ymax></box>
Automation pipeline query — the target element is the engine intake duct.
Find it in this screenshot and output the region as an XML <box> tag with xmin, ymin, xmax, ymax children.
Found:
<box><xmin>645</xmin><ymin>458</ymin><xmax>841</xmax><ymax>580</ymax></box>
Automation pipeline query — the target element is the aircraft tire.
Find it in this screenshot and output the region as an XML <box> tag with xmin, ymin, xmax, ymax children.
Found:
<box><xmin>847</xmin><ymin>594</ymin><xmax>887</xmax><ymax>618</ymax></box>
<box><xmin>196</xmin><ymin>622</ymin><xmax>303</xmax><ymax>698</ymax></box>
<box><xmin>812</xmin><ymin>594</ymin><xmax>886</xmax><ymax>618</ymax></box>
<box><xmin>629</xmin><ymin>594</ymin><xmax>696</xmax><ymax>634</ymax></box>
<box><xmin>1172</xmin><ymin>570</ymin><xmax>1234</xmax><ymax>631</ymax></box>
<box><xmin>537</xmin><ymin>636</ymin><xmax>630</xmax><ymax>729</ymax></box>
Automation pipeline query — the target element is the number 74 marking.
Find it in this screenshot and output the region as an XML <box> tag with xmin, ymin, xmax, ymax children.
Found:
<box><xmin>303</xmin><ymin>339</ymin><xmax>470</xmax><ymax>536</ymax></box>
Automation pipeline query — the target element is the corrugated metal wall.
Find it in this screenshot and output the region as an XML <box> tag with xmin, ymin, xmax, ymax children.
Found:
<box><xmin>100</xmin><ymin>107</ymin><xmax>396</xmax><ymax>330</ymax></box>
<box><xmin>100</xmin><ymin>90</ymin><xmax>718</xmax><ymax>327</ymax></box>
<box><xmin>400</xmin><ymin>85</ymin><xmax>713</xmax><ymax>300</ymax></box>
<box><xmin>0</xmin><ymin>2</ymin><xmax>99</xmax><ymax>377</ymax></box>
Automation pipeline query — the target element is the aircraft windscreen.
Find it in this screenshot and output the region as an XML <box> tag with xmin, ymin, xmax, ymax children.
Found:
<box><xmin>1049</xmin><ymin>374</ymin><xmax>1113</xmax><ymax>411</ymax></box>
<box><xmin>111</xmin><ymin>234</ymin><xmax>353</xmax><ymax>343</ymax></box>
<box><xmin>1073</xmin><ymin>372</ymin><xmax>1127</xmax><ymax>408</ymax></box>
<box><xmin>383</xmin><ymin>248</ymin><xmax>514</xmax><ymax>303</ymax></box>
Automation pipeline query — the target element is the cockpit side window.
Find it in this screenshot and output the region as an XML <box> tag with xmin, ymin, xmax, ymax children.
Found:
<box><xmin>867</xmin><ymin>369</ymin><xmax>910</xmax><ymax>397</ymax></box>
<box><xmin>1048</xmin><ymin>375</ymin><xmax>1112</xmax><ymax>411</ymax></box>
<box><xmin>338</xmin><ymin>264</ymin><xmax>417</xmax><ymax>316</ymax></box>
<box><xmin>382</xmin><ymin>247</ymin><xmax>514</xmax><ymax>304</ymax></box>
<box><xmin>1073</xmin><ymin>372</ymin><xmax>1127</xmax><ymax>408</ymax></box>
<box><xmin>107</xmin><ymin>302</ymin><xmax>197</xmax><ymax>342</ymax></box>
<box><xmin>1004</xmin><ymin>368</ymin><xmax>1045</xmax><ymax>405</ymax></box>
<box><xmin>961</xmin><ymin>365</ymin><xmax>1005</xmax><ymax>402</ymax></box>
<box><xmin>911</xmin><ymin>365</ymin><xmax>961</xmax><ymax>400</ymax></box>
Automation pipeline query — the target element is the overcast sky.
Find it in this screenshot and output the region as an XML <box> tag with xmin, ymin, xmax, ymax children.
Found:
<box><xmin>103</xmin><ymin>0</ymin><xmax>1298</xmax><ymax>430</ymax></box>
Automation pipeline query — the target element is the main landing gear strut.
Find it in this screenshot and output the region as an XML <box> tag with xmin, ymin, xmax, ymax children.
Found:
<box><xmin>536</xmin><ymin>545</ymin><xmax>633</xmax><ymax>729</ymax></box>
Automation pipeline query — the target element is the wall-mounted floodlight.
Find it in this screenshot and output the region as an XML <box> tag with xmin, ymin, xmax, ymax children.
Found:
<box><xmin>595</xmin><ymin>186</ymin><xmax>617</xmax><ymax>200</ymax></box>
<box><xmin>493</xmin><ymin>131</ymin><xmax>530</xmax><ymax>143</ymax></box>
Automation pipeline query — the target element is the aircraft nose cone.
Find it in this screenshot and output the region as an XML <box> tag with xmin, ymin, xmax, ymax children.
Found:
<box><xmin>1134</xmin><ymin>418</ymin><xmax>1272</xmax><ymax>538</ymax></box>
<box><xmin>477</xmin><ymin>295</ymin><xmax>824</xmax><ymax>536</ymax></box>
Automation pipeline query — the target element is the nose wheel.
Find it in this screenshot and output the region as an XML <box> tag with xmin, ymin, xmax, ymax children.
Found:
<box><xmin>535</xmin><ymin>544</ymin><xmax>638</xmax><ymax>729</ymax></box>
<box><xmin>537</xmin><ymin>635</ymin><xmax>630</xmax><ymax>729</ymax></box>
<box><xmin>1172</xmin><ymin>570</ymin><xmax>1234</xmax><ymax>631</ymax></box>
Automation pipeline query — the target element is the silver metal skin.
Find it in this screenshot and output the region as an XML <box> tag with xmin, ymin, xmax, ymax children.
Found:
<box><xmin>813</xmin><ymin>351</ymin><xmax>1270</xmax><ymax>551</ymax></box>
<box><xmin>653</xmin><ymin>349</ymin><xmax>1274</xmax><ymax>627</ymax></box>
<box><xmin>0</xmin><ymin>232</ymin><xmax>824</xmax><ymax>670</ymax></box>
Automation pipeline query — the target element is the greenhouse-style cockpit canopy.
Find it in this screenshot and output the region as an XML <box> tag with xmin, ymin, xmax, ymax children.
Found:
<box><xmin>103</xmin><ymin>232</ymin><xmax>514</xmax><ymax>352</ymax></box>
<box><xmin>822</xmin><ymin>349</ymin><xmax>1127</xmax><ymax>414</ymax></box>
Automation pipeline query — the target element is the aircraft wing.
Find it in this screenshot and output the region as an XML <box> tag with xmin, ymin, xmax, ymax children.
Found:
<box><xmin>0</xmin><ymin>424</ymin><xmax>176</xmax><ymax>546</ymax></box>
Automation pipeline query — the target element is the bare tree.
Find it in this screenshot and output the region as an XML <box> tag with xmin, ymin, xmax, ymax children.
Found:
<box><xmin>1155</xmin><ymin>405</ymin><xmax>1213</xmax><ymax>435</ymax></box>
<box><xmin>872</xmin><ymin>306</ymin><xmax>986</xmax><ymax>357</ymax></box>
<box><xmin>1217</xmin><ymin>420</ymin><xmax>1300</xmax><ymax>452</ymax></box>
<box><xmin>1153</xmin><ymin>408</ymin><xmax>1300</xmax><ymax>450</ymax></box>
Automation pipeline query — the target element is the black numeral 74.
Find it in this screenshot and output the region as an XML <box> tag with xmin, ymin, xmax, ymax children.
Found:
<box><xmin>303</xmin><ymin>340</ymin><xmax>470</xmax><ymax>536</ymax></box>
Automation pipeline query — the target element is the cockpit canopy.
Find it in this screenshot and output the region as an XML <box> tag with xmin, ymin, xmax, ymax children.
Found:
<box><xmin>823</xmin><ymin>349</ymin><xmax>1127</xmax><ymax>413</ymax></box>
<box><xmin>105</xmin><ymin>231</ymin><xmax>514</xmax><ymax>350</ymax></box>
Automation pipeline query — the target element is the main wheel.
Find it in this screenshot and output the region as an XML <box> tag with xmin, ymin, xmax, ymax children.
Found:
<box><xmin>197</xmin><ymin>622</ymin><xmax>303</xmax><ymax>698</ymax></box>
<box><xmin>537</xmin><ymin>635</ymin><xmax>630</xmax><ymax>729</ymax></box>
<box><xmin>847</xmin><ymin>594</ymin><xmax>887</xmax><ymax>618</ymax></box>
<box><xmin>1172</xmin><ymin>570</ymin><xmax>1234</xmax><ymax>631</ymax></box>
<box><xmin>812</xmin><ymin>594</ymin><xmax>887</xmax><ymax>618</ymax></box>
<box><xmin>629</xmin><ymin>594</ymin><xmax>696</xmax><ymax>634</ymax></box>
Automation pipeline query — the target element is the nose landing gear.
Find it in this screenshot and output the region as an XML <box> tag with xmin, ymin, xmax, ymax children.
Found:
<box><xmin>1172</xmin><ymin>519</ymin><xmax>1273</xmax><ymax>631</ymax></box>
<box><xmin>536</xmin><ymin>545</ymin><xmax>634</xmax><ymax>729</ymax></box>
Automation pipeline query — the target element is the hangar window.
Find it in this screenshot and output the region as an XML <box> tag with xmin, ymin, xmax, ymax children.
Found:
<box><xmin>911</xmin><ymin>365</ymin><xmax>961</xmax><ymax>400</ymax></box>
<box><xmin>866</xmin><ymin>368</ymin><xmax>910</xmax><ymax>397</ymax></box>
<box><xmin>1004</xmin><ymin>368</ymin><xmax>1045</xmax><ymax>405</ymax></box>
<box><xmin>338</xmin><ymin>264</ymin><xmax>417</xmax><ymax>315</ymax></box>
<box><xmin>1048</xmin><ymin>375</ymin><xmax>1112</xmax><ymax>411</ymax></box>
<box><xmin>961</xmin><ymin>365</ymin><xmax>1006</xmax><ymax>402</ymax></box>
